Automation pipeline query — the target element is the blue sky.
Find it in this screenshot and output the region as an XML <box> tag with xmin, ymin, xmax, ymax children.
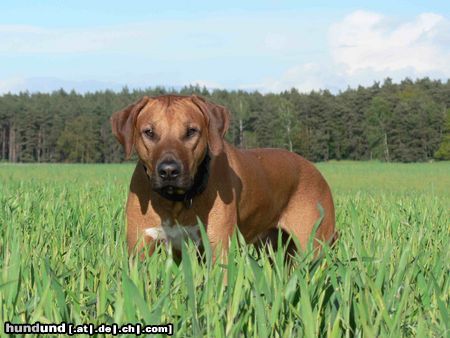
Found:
<box><xmin>0</xmin><ymin>0</ymin><xmax>449</xmax><ymax>93</ymax></box>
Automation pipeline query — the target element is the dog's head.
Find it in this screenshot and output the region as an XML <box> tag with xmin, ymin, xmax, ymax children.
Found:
<box><xmin>111</xmin><ymin>95</ymin><xmax>230</xmax><ymax>194</ymax></box>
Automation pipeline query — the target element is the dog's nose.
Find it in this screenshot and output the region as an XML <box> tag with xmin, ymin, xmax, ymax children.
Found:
<box><xmin>157</xmin><ymin>161</ymin><xmax>180</xmax><ymax>180</ymax></box>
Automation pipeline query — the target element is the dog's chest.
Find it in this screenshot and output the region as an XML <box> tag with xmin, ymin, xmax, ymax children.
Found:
<box><xmin>145</xmin><ymin>220</ymin><xmax>201</xmax><ymax>250</ymax></box>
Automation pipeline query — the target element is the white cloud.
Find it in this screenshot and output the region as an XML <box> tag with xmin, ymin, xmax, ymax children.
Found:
<box><xmin>329</xmin><ymin>10</ymin><xmax>450</xmax><ymax>76</ymax></box>
<box><xmin>0</xmin><ymin>13</ymin><xmax>319</xmax><ymax>93</ymax></box>
<box><xmin>241</xmin><ymin>63</ymin><xmax>341</xmax><ymax>93</ymax></box>
<box><xmin>0</xmin><ymin>15</ymin><xmax>308</xmax><ymax>57</ymax></box>
<box><xmin>248</xmin><ymin>10</ymin><xmax>450</xmax><ymax>93</ymax></box>
<box><xmin>0</xmin><ymin>77</ymin><xmax>127</xmax><ymax>94</ymax></box>
<box><xmin>1</xmin><ymin>11</ymin><xmax>448</xmax><ymax>94</ymax></box>
<box><xmin>0</xmin><ymin>77</ymin><xmax>26</xmax><ymax>93</ymax></box>
<box><xmin>0</xmin><ymin>24</ymin><xmax>147</xmax><ymax>54</ymax></box>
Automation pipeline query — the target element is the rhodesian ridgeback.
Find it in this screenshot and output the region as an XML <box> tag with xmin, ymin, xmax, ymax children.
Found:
<box><xmin>111</xmin><ymin>95</ymin><xmax>336</xmax><ymax>260</ymax></box>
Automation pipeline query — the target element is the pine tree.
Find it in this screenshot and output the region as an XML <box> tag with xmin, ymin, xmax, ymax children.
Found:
<box><xmin>434</xmin><ymin>109</ymin><xmax>450</xmax><ymax>160</ymax></box>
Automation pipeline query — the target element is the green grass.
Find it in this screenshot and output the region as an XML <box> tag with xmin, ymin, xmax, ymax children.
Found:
<box><xmin>1</xmin><ymin>161</ymin><xmax>449</xmax><ymax>337</ymax></box>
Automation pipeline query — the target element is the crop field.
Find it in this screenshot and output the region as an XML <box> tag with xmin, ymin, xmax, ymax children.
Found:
<box><xmin>0</xmin><ymin>161</ymin><xmax>449</xmax><ymax>337</ymax></box>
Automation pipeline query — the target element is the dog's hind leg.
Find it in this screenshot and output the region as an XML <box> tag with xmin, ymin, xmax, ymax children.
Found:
<box><xmin>278</xmin><ymin>188</ymin><xmax>335</xmax><ymax>253</ymax></box>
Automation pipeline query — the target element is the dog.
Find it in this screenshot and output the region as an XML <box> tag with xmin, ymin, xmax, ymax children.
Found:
<box><xmin>111</xmin><ymin>95</ymin><xmax>336</xmax><ymax>260</ymax></box>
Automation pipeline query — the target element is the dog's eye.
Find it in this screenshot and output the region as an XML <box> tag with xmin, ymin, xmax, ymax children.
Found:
<box><xmin>186</xmin><ymin>127</ymin><xmax>199</xmax><ymax>138</ymax></box>
<box><xmin>144</xmin><ymin>129</ymin><xmax>155</xmax><ymax>139</ymax></box>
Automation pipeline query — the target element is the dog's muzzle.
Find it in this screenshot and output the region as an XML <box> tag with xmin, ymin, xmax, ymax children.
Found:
<box><xmin>142</xmin><ymin>150</ymin><xmax>211</xmax><ymax>207</ymax></box>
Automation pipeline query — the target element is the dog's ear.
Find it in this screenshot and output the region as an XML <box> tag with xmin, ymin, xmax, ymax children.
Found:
<box><xmin>111</xmin><ymin>96</ymin><xmax>150</xmax><ymax>159</ymax></box>
<box><xmin>192</xmin><ymin>95</ymin><xmax>230</xmax><ymax>156</ymax></box>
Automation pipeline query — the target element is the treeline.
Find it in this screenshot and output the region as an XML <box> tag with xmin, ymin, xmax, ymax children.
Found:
<box><xmin>0</xmin><ymin>77</ymin><xmax>449</xmax><ymax>163</ymax></box>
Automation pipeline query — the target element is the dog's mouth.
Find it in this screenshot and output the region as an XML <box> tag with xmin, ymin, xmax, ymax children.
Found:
<box><xmin>157</xmin><ymin>185</ymin><xmax>189</xmax><ymax>196</ymax></box>
<box><xmin>151</xmin><ymin>177</ymin><xmax>194</xmax><ymax>195</ymax></box>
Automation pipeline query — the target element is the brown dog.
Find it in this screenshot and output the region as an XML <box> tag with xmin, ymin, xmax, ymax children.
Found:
<box><xmin>111</xmin><ymin>95</ymin><xmax>336</xmax><ymax>260</ymax></box>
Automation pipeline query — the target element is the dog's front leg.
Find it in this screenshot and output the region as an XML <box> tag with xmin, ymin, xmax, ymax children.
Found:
<box><xmin>205</xmin><ymin>207</ymin><xmax>236</xmax><ymax>285</ymax></box>
<box><xmin>126</xmin><ymin>229</ymin><xmax>154</xmax><ymax>260</ymax></box>
<box><xmin>207</xmin><ymin>226</ymin><xmax>232</xmax><ymax>264</ymax></box>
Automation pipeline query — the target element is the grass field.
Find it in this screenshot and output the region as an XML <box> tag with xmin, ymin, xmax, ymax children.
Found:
<box><xmin>1</xmin><ymin>161</ymin><xmax>449</xmax><ymax>337</ymax></box>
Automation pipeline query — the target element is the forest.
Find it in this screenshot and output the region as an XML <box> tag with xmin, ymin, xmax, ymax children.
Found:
<box><xmin>0</xmin><ymin>77</ymin><xmax>449</xmax><ymax>163</ymax></box>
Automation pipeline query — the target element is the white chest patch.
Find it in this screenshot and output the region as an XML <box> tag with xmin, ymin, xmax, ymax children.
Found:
<box><xmin>145</xmin><ymin>221</ymin><xmax>201</xmax><ymax>250</ymax></box>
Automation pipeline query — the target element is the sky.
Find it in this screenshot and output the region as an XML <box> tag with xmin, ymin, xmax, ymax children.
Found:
<box><xmin>0</xmin><ymin>0</ymin><xmax>449</xmax><ymax>94</ymax></box>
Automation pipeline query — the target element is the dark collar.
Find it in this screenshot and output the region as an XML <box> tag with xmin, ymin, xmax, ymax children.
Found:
<box><xmin>143</xmin><ymin>150</ymin><xmax>211</xmax><ymax>208</ymax></box>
